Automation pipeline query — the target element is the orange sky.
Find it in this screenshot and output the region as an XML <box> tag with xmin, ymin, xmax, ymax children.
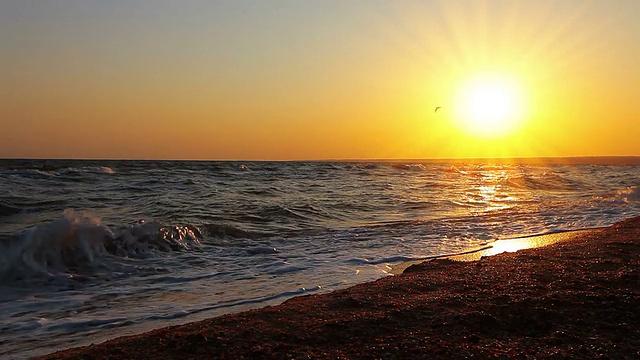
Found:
<box><xmin>1</xmin><ymin>1</ymin><xmax>639</xmax><ymax>160</ymax></box>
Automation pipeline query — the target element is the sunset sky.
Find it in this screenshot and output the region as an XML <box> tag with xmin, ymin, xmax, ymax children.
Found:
<box><xmin>1</xmin><ymin>0</ymin><xmax>639</xmax><ymax>160</ymax></box>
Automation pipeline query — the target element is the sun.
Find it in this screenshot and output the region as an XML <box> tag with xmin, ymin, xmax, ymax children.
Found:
<box><xmin>453</xmin><ymin>74</ymin><xmax>527</xmax><ymax>138</ymax></box>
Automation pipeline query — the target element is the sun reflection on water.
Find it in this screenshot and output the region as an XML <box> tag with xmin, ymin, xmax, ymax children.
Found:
<box><xmin>459</xmin><ymin>182</ymin><xmax>519</xmax><ymax>214</ymax></box>
<box><xmin>451</xmin><ymin>231</ymin><xmax>588</xmax><ymax>262</ymax></box>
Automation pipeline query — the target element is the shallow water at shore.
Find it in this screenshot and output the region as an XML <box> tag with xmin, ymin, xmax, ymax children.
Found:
<box><xmin>1</xmin><ymin>159</ymin><xmax>639</xmax><ymax>358</ymax></box>
<box><xmin>36</xmin><ymin>217</ymin><xmax>640</xmax><ymax>360</ymax></box>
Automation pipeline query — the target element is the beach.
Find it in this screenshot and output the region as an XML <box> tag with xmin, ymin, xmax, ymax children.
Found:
<box><xmin>39</xmin><ymin>216</ymin><xmax>640</xmax><ymax>359</ymax></box>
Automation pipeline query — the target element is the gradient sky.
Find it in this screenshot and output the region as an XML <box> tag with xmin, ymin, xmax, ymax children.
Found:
<box><xmin>1</xmin><ymin>0</ymin><xmax>639</xmax><ymax>160</ymax></box>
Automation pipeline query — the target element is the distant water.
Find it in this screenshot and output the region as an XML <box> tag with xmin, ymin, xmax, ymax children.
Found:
<box><xmin>1</xmin><ymin>158</ymin><xmax>639</xmax><ymax>358</ymax></box>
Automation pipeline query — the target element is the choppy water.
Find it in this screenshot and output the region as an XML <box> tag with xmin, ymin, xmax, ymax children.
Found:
<box><xmin>1</xmin><ymin>158</ymin><xmax>639</xmax><ymax>358</ymax></box>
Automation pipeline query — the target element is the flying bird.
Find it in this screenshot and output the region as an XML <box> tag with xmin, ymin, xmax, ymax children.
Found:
<box><xmin>434</xmin><ymin>106</ymin><xmax>442</xmax><ymax>113</ymax></box>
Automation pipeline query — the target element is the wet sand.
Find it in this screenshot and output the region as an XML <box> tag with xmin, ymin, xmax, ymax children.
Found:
<box><xmin>40</xmin><ymin>217</ymin><xmax>640</xmax><ymax>359</ymax></box>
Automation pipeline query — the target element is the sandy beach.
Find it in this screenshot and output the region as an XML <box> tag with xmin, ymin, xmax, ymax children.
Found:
<box><xmin>36</xmin><ymin>216</ymin><xmax>640</xmax><ymax>359</ymax></box>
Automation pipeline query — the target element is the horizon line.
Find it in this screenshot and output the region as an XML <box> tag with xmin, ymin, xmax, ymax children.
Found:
<box><xmin>1</xmin><ymin>155</ymin><xmax>640</xmax><ymax>163</ymax></box>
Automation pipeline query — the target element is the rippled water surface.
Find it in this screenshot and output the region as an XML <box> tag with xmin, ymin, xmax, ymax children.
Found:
<box><xmin>1</xmin><ymin>159</ymin><xmax>639</xmax><ymax>358</ymax></box>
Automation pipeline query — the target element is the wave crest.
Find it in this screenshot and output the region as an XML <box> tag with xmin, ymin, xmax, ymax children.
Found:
<box><xmin>0</xmin><ymin>211</ymin><xmax>202</xmax><ymax>283</ymax></box>
<box><xmin>504</xmin><ymin>172</ymin><xmax>582</xmax><ymax>190</ymax></box>
<box><xmin>389</xmin><ymin>163</ymin><xmax>426</xmax><ymax>171</ymax></box>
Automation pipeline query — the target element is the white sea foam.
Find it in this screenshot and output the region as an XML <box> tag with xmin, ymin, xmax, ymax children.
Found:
<box><xmin>0</xmin><ymin>210</ymin><xmax>112</xmax><ymax>281</ymax></box>
<box><xmin>0</xmin><ymin>210</ymin><xmax>201</xmax><ymax>284</ymax></box>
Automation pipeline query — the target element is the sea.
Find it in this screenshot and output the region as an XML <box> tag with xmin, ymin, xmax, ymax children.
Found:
<box><xmin>1</xmin><ymin>158</ymin><xmax>639</xmax><ymax>358</ymax></box>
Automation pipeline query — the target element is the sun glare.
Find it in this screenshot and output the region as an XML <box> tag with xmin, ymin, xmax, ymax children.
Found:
<box><xmin>454</xmin><ymin>75</ymin><xmax>527</xmax><ymax>138</ymax></box>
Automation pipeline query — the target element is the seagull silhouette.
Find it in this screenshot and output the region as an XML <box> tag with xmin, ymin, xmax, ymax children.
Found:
<box><xmin>434</xmin><ymin>106</ymin><xmax>442</xmax><ymax>113</ymax></box>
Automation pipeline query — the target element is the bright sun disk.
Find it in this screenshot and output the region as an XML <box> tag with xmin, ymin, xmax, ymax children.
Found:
<box><xmin>454</xmin><ymin>75</ymin><xmax>526</xmax><ymax>138</ymax></box>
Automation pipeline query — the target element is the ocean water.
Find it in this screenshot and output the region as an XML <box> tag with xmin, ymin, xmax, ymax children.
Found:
<box><xmin>1</xmin><ymin>158</ymin><xmax>639</xmax><ymax>358</ymax></box>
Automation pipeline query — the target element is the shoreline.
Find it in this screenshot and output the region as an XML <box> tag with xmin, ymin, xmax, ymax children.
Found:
<box><xmin>40</xmin><ymin>217</ymin><xmax>640</xmax><ymax>359</ymax></box>
<box><xmin>391</xmin><ymin>228</ymin><xmax>596</xmax><ymax>274</ymax></box>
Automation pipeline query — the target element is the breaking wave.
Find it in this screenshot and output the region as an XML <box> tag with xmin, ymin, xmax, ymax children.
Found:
<box><xmin>0</xmin><ymin>210</ymin><xmax>201</xmax><ymax>284</ymax></box>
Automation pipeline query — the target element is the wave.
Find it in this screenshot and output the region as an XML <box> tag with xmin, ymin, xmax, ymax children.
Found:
<box><xmin>476</xmin><ymin>164</ymin><xmax>521</xmax><ymax>171</ymax></box>
<box><xmin>256</xmin><ymin>203</ymin><xmax>336</xmax><ymax>222</ymax></box>
<box><xmin>445</xmin><ymin>165</ymin><xmax>468</xmax><ymax>175</ymax></box>
<box><xmin>258</xmin><ymin>204</ymin><xmax>311</xmax><ymax>221</ymax></box>
<box><xmin>504</xmin><ymin>172</ymin><xmax>584</xmax><ymax>191</ymax></box>
<box><xmin>389</xmin><ymin>163</ymin><xmax>426</xmax><ymax>171</ymax></box>
<box><xmin>143</xmin><ymin>285</ymin><xmax>323</xmax><ymax>322</ymax></box>
<box><xmin>200</xmin><ymin>223</ymin><xmax>266</xmax><ymax>239</ymax></box>
<box><xmin>343</xmin><ymin>163</ymin><xmax>379</xmax><ymax>170</ymax></box>
<box><xmin>241</xmin><ymin>187</ymin><xmax>282</xmax><ymax>196</ymax></box>
<box><xmin>0</xmin><ymin>211</ymin><xmax>201</xmax><ymax>284</ymax></box>
<box><xmin>616</xmin><ymin>186</ymin><xmax>640</xmax><ymax>203</ymax></box>
<box><xmin>401</xmin><ymin>199</ymin><xmax>436</xmax><ymax>210</ymax></box>
<box><xmin>58</xmin><ymin>166</ymin><xmax>116</xmax><ymax>175</ymax></box>
<box><xmin>0</xmin><ymin>196</ymin><xmax>68</xmax><ymax>211</ymax></box>
<box><xmin>0</xmin><ymin>209</ymin><xmax>292</xmax><ymax>284</ymax></box>
<box><xmin>345</xmin><ymin>245</ymin><xmax>495</xmax><ymax>266</ymax></box>
<box><xmin>0</xmin><ymin>202</ymin><xmax>22</xmax><ymax>217</ymax></box>
<box><xmin>4</xmin><ymin>168</ymin><xmax>58</xmax><ymax>179</ymax></box>
<box><xmin>4</xmin><ymin>165</ymin><xmax>116</xmax><ymax>177</ymax></box>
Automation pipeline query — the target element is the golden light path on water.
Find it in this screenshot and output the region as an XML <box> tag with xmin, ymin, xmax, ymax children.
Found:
<box><xmin>447</xmin><ymin>169</ymin><xmax>592</xmax><ymax>262</ymax></box>
<box><xmin>389</xmin><ymin>166</ymin><xmax>599</xmax><ymax>275</ymax></box>
<box><xmin>451</xmin><ymin>168</ymin><xmax>522</xmax><ymax>216</ymax></box>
